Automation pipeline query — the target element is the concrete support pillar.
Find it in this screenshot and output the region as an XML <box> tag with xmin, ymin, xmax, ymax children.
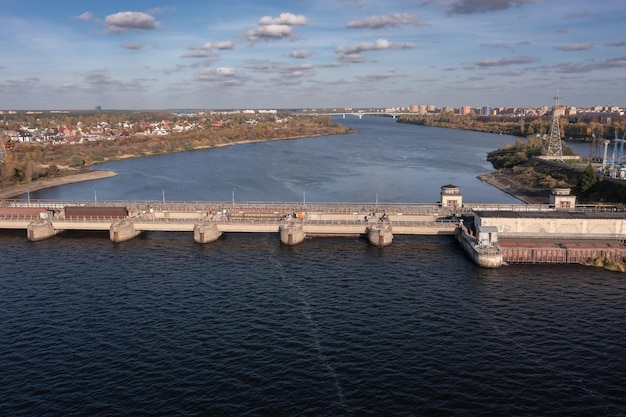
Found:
<box><xmin>194</xmin><ymin>222</ymin><xmax>222</xmax><ymax>243</ymax></box>
<box><xmin>110</xmin><ymin>219</ymin><xmax>141</xmax><ymax>242</ymax></box>
<box><xmin>367</xmin><ymin>224</ymin><xmax>393</xmax><ymax>247</ymax></box>
<box><xmin>280</xmin><ymin>223</ymin><xmax>305</xmax><ymax>245</ymax></box>
<box><xmin>27</xmin><ymin>221</ymin><xmax>59</xmax><ymax>241</ymax></box>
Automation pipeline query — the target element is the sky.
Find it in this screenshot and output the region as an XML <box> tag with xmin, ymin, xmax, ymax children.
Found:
<box><xmin>1</xmin><ymin>0</ymin><xmax>625</xmax><ymax>111</ymax></box>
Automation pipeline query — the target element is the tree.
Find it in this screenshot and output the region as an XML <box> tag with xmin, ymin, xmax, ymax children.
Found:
<box><xmin>577</xmin><ymin>164</ymin><xmax>597</xmax><ymax>194</ymax></box>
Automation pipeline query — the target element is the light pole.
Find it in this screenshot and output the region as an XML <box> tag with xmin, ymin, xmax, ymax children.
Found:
<box><xmin>232</xmin><ymin>188</ymin><xmax>235</xmax><ymax>209</ymax></box>
<box><xmin>94</xmin><ymin>188</ymin><xmax>97</xmax><ymax>204</ymax></box>
<box><xmin>375</xmin><ymin>190</ymin><xmax>379</xmax><ymax>211</ymax></box>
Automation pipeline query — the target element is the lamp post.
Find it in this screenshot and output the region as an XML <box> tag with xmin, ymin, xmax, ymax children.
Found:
<box><xmin>375</xmin><ymin>190</ymin><xmax>379</xmax><ymax>211</ymax></box>
<box><xmin>232</xmin><ymin>188</ymin><xmax>235</xmax><ymax>209</ymax></box>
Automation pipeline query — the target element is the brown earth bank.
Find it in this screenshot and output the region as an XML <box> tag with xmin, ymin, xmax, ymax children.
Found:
<box><xmin>0</xmin><ymin>170</ymin><xmax>116</xmax><ymax>200</ymax></box>
<box><xmin>479</xmin><ymin>158</ymin><xmax>626</xmax><ymax>206</ymax></box>
<box><xmin>477</xmin><ymin>171</ymin><xmax>550</xmax><ymax>204</ymax></box>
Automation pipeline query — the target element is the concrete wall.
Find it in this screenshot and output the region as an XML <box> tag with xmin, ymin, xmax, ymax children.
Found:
<box><xmin>477</xmin><ymin>216</ymin><xmax>626</xmax><ymax>237</ymax></box>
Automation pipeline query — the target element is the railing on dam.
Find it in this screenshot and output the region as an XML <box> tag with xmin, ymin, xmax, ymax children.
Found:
<box><xmin>1</xmin><ymin>198</ymin><xmax>450</xmax><ymax>215</ymax></box>
<box><xmin>3</xmin><ymin>198</ymin><xmax>623</xmax><ymax>218</ymax></box>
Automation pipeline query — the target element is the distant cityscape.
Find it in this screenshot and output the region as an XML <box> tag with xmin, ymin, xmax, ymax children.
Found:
<box><xmin>1</xmin><ymin>103</ymin><xmax>624</xmax><ymax>118</ymax></box>
<box><xmin>303</xmin><ymin>104</ymin><xmax>626</xmax><ymax>118</ymax></box>
<box><xmin>1</xmin><ymin>103</ymin><xmax>624</xmax><ymax>149</ymax></box>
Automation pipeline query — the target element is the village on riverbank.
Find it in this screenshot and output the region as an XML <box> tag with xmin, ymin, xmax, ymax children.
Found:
<box><xmin>0</xmin><ymin>110</ymin><xmax>355</xmax><ymax>197</ymax></box>
<box><xmin>1</xmin><ymin>108</ymin><xmax>625</xmax><ymax>204</ymax></box>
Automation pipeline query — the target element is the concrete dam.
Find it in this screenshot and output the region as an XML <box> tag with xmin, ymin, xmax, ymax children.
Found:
<box><xmin>2</xmin><ymin>185</ymin><xmax>626</xmax><ymax>268</ymax></box>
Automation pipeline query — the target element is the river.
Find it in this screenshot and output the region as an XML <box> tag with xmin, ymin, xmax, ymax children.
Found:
<box><xmin>2</xmin><ymin>116</ymin><xmax>624</xmax><ymax>416</ymax></box>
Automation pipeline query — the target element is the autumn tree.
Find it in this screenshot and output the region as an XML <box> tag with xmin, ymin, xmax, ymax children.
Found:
<box><xmin>577</xmin><ymin>164</ymin><xmax>597</xmax><ymax>194</ymax></box>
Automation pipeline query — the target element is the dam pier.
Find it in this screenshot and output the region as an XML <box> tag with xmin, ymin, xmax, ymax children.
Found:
<box><xmin>2</xmin><ymin>185</ymin><xmax>626</xmax><ymax>268</ymax></box>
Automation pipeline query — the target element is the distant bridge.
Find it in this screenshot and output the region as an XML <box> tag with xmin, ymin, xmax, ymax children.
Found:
<box><xmin>299</xmin><ymin>112</ymin><xmax>416</xmax><ymax>120</ymax></box>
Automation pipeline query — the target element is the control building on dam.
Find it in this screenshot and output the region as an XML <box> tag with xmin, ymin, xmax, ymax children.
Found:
<box><xmin>2</xmin><ymin>184</ymin><xmax>626</xmax><ymax>268</ymax></box>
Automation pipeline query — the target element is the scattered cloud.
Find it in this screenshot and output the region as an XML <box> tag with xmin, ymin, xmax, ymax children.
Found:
<box><xmin>290</xmin><ymin>50</ymin><xmax>314</xmax><ymax>59</ymax></box>
<box><xmin>346</xmin><ymin>13</ymin><xmax>422</xmax><ymax>29</ymax></box>
<box><xmin>606</xmin><ymin>40</ymin><xmax>626</xmax><ymax>47</ymax></box>
<box><xmin>553</xmin><ymin>55</ymin><xmax>626</xmax><ymax>74</ymax></box>
<box><xmin>258</xmin><ymin>13</ymin><xmax>308</xmax><ymax>26</ymax></box>
<box><xmin>163</xmin><ymin>65</ymin><xmax>188</xmax><ymax>75</ymax></box>
<box><xmin>244</xmin><ymin>62</ymin><xmax>315</xmax><ymax>79</ymax></box>
<box><xmin>0</xmin><ymin>77</ymin><xmax>40</xmax><ymax>94</ymax></box>
<box><xmin>492</xmin><ymin>69</ymin><xmax>526</xmax><ymax>77</ymax></box>
<box><xmin>195</xmin><ymin>67</ymin><xmax>248</xmax><ymax>87</ymax></box>
<box><xmin>337</xmin><ymin>53</ymin><xmax>367</xmax><ymax>63</ymax></box>
<box><xmin>246</xmin><ymin>25</ymin><xmax>293</xmax><ymax>41</ymax></box>
<box><xmin>246</xmin><ymin>13</ymin><xmax>308</xmax><ymax>42</ymax></box>
<box><xmin>75</xmin><ymin>11</ymin><xmax>94</xmax><ymax>22</ymax></box>
<box><xmin>557</xmin><ymin>43</ymin><xmax>593</xmax><ymax>51</ymax></box>
<box><xmin>564</xmin><ymin>10</ymin><xmax>595</xmax><ymax>19</ymax></box>
<box><xmin>183</xmin><ymin>41</ymin><xmax>235</xmax><ymax>58</ymax></box>
<box><xmin>3</xmin><ymin>0</ymin><xmax>625</xmax><ymax>109</ymax></box>
<box><xmin>475</xmin><ymin>55</ymin><xmax>537</xmax><ymax>67</ymax></box>
<box><xmin>445</xmin><ymin>0</ymin><xmax>538</xmax><ymax>15</ymax></box>
<box><xmin>481</xmin><ymin>43</ymin><xmax>510</xmax><ymax>49</ymax></box>
<box><xmin>104</xmin><ymin>12</ymin><xmax>160</xmax><ymax>34</ymax></box>
<box><xmin>606</xmin><ymin>56</ymin><xmax>626</xmax><ymax>67</ymax></box>
<box><xmin>83</xmin><ymin>70</ymin><xmax>146</xmax><ymax>91</ymax></box>
<box><xmin>123</xmin><ymin>43</ymin><xmax>143</xmax><ymax>50</ymax></box>
<box><xmin>337</xmin><ymin>0</ymin><xmax>367</xmax><ymax>8</ymax></box>
<box><xmin>358</xmin><ymin>71</ymin><xmax>405</xmax><ymax>82</ymax></box>
<box><xmin>202</xmin><ymin>41</ymin><xmax>235</xmax><ymax>51</ymax></box>
<box><xmin>181</xmin><ymin>49</ymin><xmax>215</xmax><ymax>58</ymax></box>
<box><xmin>337</xmin><ymin>38</ymin><xmax>415</xmax><ymax>55</ymax></box>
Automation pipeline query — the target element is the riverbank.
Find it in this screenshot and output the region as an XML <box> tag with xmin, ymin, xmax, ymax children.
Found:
<box><xmin>0</xmin><ymin>131</ymin><xmax>348</xmax><ymax>199</ymax></box>
<box><xmin>477</xmin><ymin>171</ymin><xmax>550</xmax><ymax>204</ymax></box>
<box><xmin>0</xmin><ymin>170</ymin><xmax>117</xmax><ymax>200</ymax></box>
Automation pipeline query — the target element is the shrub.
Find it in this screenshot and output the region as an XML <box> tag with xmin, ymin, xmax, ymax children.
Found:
<box><xmin>68</xmin><ymin>155</ymin><xmax>85</xmax><ymax>167</ymax></box>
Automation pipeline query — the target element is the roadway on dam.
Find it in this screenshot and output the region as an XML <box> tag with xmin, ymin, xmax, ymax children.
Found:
<box><xmin>0</xmin><ymin>200</ymin><xmax>466</xmax><ymax>237</ymax></box>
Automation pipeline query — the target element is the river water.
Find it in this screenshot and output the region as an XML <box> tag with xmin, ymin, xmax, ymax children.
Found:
<box><xmin>1</xmin><ymin>117</ymin><xmax>624</xmax><ymax>416</ymax></box>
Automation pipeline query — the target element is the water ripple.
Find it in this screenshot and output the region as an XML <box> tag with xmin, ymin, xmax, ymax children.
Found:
<box><xmin>1</xmin><ymin>234</ymin><xmax>625</xmax><ymax>416</ymax></box>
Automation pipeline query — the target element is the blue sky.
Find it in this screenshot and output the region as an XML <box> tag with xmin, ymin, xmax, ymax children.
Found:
<box><xmin>1</xmin><ymin>0</ymin><xmax>625</xmax><ymax>110</ymax></box>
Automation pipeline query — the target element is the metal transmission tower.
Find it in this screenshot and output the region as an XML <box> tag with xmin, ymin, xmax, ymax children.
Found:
<box><xmin>542</xmin><ymin>91</ymin><xmax>564</xmax><ymax>162</ymax></box>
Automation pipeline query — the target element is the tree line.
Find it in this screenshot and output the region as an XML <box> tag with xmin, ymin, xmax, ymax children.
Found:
<box><xmin>398</xmin><ymin>111</ymin><xmax>626</xmax><ymax>140</ymax></box>
<box><xmin>0</xmin><ymin>113</ymin><xmax>354</xmax><ymax>190</ymax></box>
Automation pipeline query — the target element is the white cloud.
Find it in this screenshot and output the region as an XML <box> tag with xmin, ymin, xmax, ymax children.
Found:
<box><xmin>104</xmin><ymin>12</ymin><xmax>160</xmax><ymax>34</ymax></box>
<box><xmin>346</xmin><ymin>13</ymin><xmax>420</xmax><ymax>29</ymax></box>
<box><xmin>336</xmin><ymin>39</ymin><xmax>414</xmax><ymax>57</ymax></box>
<box><xmin>246</xmin><ymin>24</ymin><xmax>293</xmax><ymax>41</ymax></box>
<box><xmin>246</xmin><ymin>12</ymin><xmax>307</xmax><ymax>42</ymax></box>
<box><xmin>75</xmin><ymin>12</ymin><xmax>94</xmax><ymax>22</ymax></box>
<box><xmin>258</xmin><ymin>13</ymin><xmax>307</xmax><ymax>26</ymax></box>
<box><xmin>290</xmin><ymin>50</ymin><xmax>314</xmax><ymax>59</ymax></box>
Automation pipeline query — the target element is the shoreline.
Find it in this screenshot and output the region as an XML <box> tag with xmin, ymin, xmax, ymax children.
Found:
<box><xmin>477</xmin><ymin>172</ymin><xmax>549</xmax><ymax>204</ymax></box>
<box><xmin>0</xmin><ymin>170</ymin><xmax>117</xmax><ymax>200</ymax></box>
<box><xmin>0</xmin><ymin>133</ymin><xmax>337</xmax><ymax>200</ymax></box>
<box><xmin>1</xmin><ymin>131</ymin><xmax>551</xmax><ymax>204</ymax></box>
